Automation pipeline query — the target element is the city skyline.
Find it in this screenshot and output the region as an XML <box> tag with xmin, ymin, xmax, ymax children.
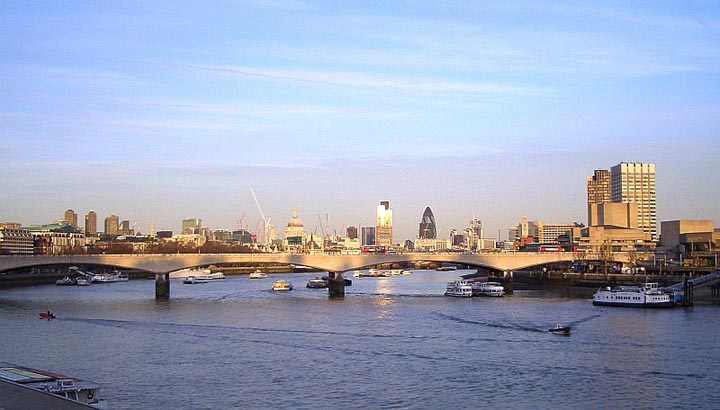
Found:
<box><xmin>2</xmin><ymin>2</ymin><xmax>719</xmax><ymax>241</ymax></box>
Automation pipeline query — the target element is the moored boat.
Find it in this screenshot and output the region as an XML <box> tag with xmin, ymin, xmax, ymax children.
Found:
<box><xmin>0</xmin><ymin>361</ymin><xmax>107</xmax><ymax>408</ymax></box>
<box><xmin>470</xmin><ymin>281</ymin><xmax>505</xmax><ymax>297</ymax></box>
<box><xmin>272</xmin><ymin>279</ymin><xmax>293</xmax><ymax>291</ymax></box>
<box><xmin>39</xmin><ymin>311</ymin><xmax>55</xmax><ymax>320</ymax></box>
<box><xmin>444</xmin><ymin>280</ymin><xmax>473</xmax><ymax>297</ymax></box>
<box><xmin>55</xmin><ymin>276</ymin><xmax>76</xmax><ymax>286</ymax></box>
<box><xmin>592</xmin><ymin>282</ymin><xmax>675</xmax><ymax>308</ymax></box>
<box><xmin>91</xmin><ymin>271</ymin><xmax>129</xmax><ymax>283</ymax></box>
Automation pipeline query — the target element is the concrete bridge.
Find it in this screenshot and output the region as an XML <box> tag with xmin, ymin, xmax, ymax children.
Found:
<box><xmin>0</xmin><ymin>252</ymin><xmax>629</xmax><ymax>298</ymax></box>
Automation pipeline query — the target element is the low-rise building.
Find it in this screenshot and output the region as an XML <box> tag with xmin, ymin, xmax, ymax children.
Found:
<box><xmin>0</xmin><ymin>227</ymin><xmax>34</xmax><ymax>255</ymax></box>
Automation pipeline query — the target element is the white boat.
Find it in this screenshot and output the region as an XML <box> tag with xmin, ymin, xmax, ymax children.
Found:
<box><xmin>400</xmin><ymin>270</ymin><xmax>413</xmax><ymax>275</ymax></box>
<box><xmin>249</xmin><ymin>270</ymin><xmax>268</xmax><ymax>279</ymax></box>
<box><xmin>444</xmin><ymin>280</ymin><xmax>472</xmax><ymax>297</ymax></box>
<box><xmin>91</xmin><ymin>271</ymin><xmax>129</xmax><ymax>283</ymax></box>
<box><xmin>306</xmin><ymin>277</ymin><xmax>329</xmax><ymax>288</ymax></box>
<box><xmin>272</xmin><ymin>279</ymin><xmax>293</xmax><ymax>291</ymax></box>
<box><xmin>55</xmin><ymin>276</ymin><xmax>76</xmax><ymax>286</ymax></box>
<box><xmin>471</xmin><ymin>281</ymin><xmax>505</xmax><ymax>297</ymax></box>
<box><xmin>592</xmin><ymin>282</ymin><xmax>675</xmax><ymax>308</ymax></box>
<box><xmin>0</xmin><ymin>361</ymin><xmax>107</xmax><ymax>408</ymax></box>
<box><xmin>182</xmin><ymin>276</ymin><xmax>207</xmax><ymax>285</ymax></box>
<box><xmin>193</xmin><ymin>271</ymin><xmax>226</xmax><ymax>280</ymax></box>
<box><xmin>75</xmin><ymin>277</ymin><xmax>90</xmax><ymax>286</ymax></box>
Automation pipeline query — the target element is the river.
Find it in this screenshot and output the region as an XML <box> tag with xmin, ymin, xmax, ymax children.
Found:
<box><xmin>1</xmin><ymin>270</ymin><xmax>718</xmax><ymax>409</ymax></box>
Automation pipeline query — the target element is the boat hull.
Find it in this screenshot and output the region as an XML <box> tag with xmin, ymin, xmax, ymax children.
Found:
<box><xmin>592</xmin><ymin>300</ymin><xmax>675</xmax><ymax>308</ymax></box>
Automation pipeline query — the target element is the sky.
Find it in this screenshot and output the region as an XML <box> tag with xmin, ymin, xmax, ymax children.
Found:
<box><xmin>1</xmin><ymin>1</ymin><xmax>719</xmax><ymax>242</ymax></box>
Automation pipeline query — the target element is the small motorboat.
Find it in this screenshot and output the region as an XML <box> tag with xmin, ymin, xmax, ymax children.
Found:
<box><xmin>549</xmin><ymin>324</ymin><xmax>571</xmax><ymax>335</ymax></box>
<box><xmin>39</xmin><ymin>312</ymin><xmax>56</xmax><ymax>320</ymax></box>
<box><xmin>55</xmin><ymin>276</ymin><xmax>76</xmax><ymax>286</ymax></box>
<box><xmin>249</xmin><ymin>270</ymin><xmax>268</xmax><ymax>279</ymax></box>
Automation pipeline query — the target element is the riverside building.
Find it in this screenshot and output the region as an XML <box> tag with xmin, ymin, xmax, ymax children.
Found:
<box><xmin>376</xmin><ymin>201</ymin><xmax>393</xmax><ymax>247</ymax></box>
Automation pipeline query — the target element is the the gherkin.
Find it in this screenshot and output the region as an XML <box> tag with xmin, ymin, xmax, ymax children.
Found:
<box><xmin>418</xmin><ymin>207</ymin><xmax>437</xmax><ymax>239</ymax></box>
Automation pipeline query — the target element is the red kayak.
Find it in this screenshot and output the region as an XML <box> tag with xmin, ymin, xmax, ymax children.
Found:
<box><xmin>39</xmin><ymin>312</ymin><xmax>56</xmax><ymax>320</ymax></box>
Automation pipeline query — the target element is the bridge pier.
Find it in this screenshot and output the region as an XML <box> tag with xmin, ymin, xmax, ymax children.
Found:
<box><xmin>155</xmin><ymin>272</ymin><xmax>170</xmax><ymax>299</ymax></box>
<box><xmin>327</xmin><ymin>271</ymin><xmax>345</xmax><ymax>298</ymax></box>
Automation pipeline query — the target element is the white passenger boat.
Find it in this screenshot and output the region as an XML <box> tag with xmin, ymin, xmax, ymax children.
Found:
<box><xmin>91</xmin><ymin>271</ymin><xmax>129</xmax><ymax>283</ymax></box>
<box><xmin>471</xmin><ymin>281</ymin><xmax>505</xmax><ymax>297</ymax></box>
<box><xmin>182</xmin><ymin>276</ymin><xmax>207</xmax><ymax>285</ymax></box>
<box><xmin>249</xmin><ymin>270</ymin><xmax>268</xmax><ymax>279</ymax></box>
<box><xmin>592</xmin><ymin>282</ymin><xmax>675</xmax><ymax>308</ymax></box>
<box><xmin>306</xmin><ymin>277</ymin><xmax>329</xmax><ymax>288</ymax></box>
<box><xmin>0</xmin><ymin>361</ymin><xmax>107</xmax><ymax>408</ymax></box>
<box><xmin>194</xmin><ymin>271</ymin><xmax>226</xmax><ymax>280</ymax></box>
<box><xmin>444</xmin><ymin>280</ymin><xmax>473</xmax><ymax>297</ymax></box>
<box><xmin>272</xmin><ymin>279</ymin><xmax>293</xmax><ymax>291</ymax></box>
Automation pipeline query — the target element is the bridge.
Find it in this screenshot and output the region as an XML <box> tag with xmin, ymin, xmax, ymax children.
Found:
<box><xmin>0</xmin><ymin>252</ymin><xmax>629</xmax><ymax>298</ymax></box>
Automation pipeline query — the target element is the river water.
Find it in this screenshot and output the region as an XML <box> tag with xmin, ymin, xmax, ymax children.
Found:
<box><xmin>1</xmin><ymin>269</ymin><xmax>718</xmax><ymax>409</ymax></box>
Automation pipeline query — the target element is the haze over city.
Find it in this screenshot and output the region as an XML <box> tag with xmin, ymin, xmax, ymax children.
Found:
<box><xmin>2</xmin><ymin>1</ymin><xmax>719</xmax><ymax>241</ymax></box>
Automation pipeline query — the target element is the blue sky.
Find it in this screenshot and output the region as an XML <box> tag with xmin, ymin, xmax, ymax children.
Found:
<box><xmin>2</xmin><ymin>1</ymin><xmax>719</xmax><ymax>241</ymax></box>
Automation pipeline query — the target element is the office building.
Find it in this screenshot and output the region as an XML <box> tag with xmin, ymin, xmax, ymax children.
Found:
<box><xmin>346</xmin><ymin>226</ymin><xmax>358</xmax><ymax>240</ymax></box>
<box><xmin>376</xmin><ymin>201</ymin><xmax>393</xmax><ymax>247</ymax></box>
<box><xmin>418</xmin><ymin>207</ymin><xmax>437</xmax><ymax>239</ymax></box>
<box><xmin>361</xmin><ymin>226</ymin><xmax>376</xmax><ymax>246</ymax></box>
<box><xmin>0</xmin><ymin>227</ymin><xmax>34</xmax><ymax>255</ymax></box>
<box><xmin>587</xmin><ymin>169</ymin><xmax>611</xmax><ymax>226</ymax></box>
<box><xmin>104</xmin><ymin>215</ymin><xmax>119</xmax><ymax>235</ymax></box>
<box><xmin>85</xmin><ymin>211</ymin><xmax>97</xmax><ymax>236</ymax></box>
<box><xmin>610</xmin><ymin>162</ymin><xmax>656</xmax><ymax>240</ymax></box>
<box><xmin>182</xmin><ymin>218</ymin><xmax>202</xmax><ymax>235</ymax></box>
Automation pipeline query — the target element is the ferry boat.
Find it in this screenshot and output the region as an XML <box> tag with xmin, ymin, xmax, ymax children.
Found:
<box><xmin>444</xmin><ymin>280</ymin><xmax>473</xmax><ymax>297</ymax></box>
<box><xmin>592</xmin><ymin>282</ymin><xmax>675</xmax><ymax>308</ymax></box>
<box><xmin>0</xmin><ymin>361</ymin><xmax>107</xmax><ymax>408</ymax></box>
<box><xmin>470</xmin><ymin>281</ymin><xmax>505</xmax><ymax>297</ymax></box>
<box><xmin>272</xmin><ymin>279</ymin><xmax>293</xmax><ymax>291</ymax></box>
<box><xmin>249</xmin><ymin>270</ymin><xmax>268</xmax><ymax>279</ymax></box>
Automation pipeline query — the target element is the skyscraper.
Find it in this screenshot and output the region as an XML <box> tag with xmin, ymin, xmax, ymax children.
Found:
<box><xmin>104</xmin><ymin>215</ymin><xmax>119</xmax><ymax>235</ymax></box>
<box><xmin>361</xmin><ymin>226</ymin><xmax>376</xmax><ymax>246</ymax></box>
<box><xmin>375</xmin><ymin>201</ymin><xmax>393</xmax><ymax>247</ymax></box>
<box><xmin>418</xmin><ymin>207</ymin><xmax>437</xmax><ymax>239</ymax></box>
<box><xmin>610</xmin><ymin>162</ymin><xmax>656</xmax><ymax>240</ymax></box>
<box><xmin>64</xmin><ymin>209</ymin><xmax>78</xmax><ymax>227</ymax></box>
<box><xmin>85</xmin><ymin>211</ymin><xmax>97</xmax><ymax>236</ymax></box>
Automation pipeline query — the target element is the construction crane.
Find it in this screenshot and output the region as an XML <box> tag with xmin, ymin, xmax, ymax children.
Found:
<box><xmin>250</xmin><ymin>187</ymin><xmax>272</xmax><ymax>245</ymax></box>
<box><xmin>236</xmin><ymin>212</ymin><xmax>247</xmax><ymax>231</ymax></box>
<box><xmin>317</xmin><ymin>214</ymin><xmax>326</xmax><ymax>239</ymax></box>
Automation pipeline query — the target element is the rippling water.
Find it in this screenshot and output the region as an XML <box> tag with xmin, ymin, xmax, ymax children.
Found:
<box><xmin>1</xmin><ymin>270</ymin><xmax>719</xmax><ymax>409</ymax></box>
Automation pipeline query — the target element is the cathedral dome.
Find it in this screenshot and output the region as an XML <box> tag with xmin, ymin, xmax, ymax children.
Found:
<box><xmin>287</xmin><ymin>208</ymin><xmax>304</xmax><ymax>228</ymax></box>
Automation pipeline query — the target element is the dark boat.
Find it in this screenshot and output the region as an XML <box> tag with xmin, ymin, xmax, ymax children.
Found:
<box><xmin>549</xmin><ymin>324</ymin><xmax>571</xmax><ymax>335</ymax></box>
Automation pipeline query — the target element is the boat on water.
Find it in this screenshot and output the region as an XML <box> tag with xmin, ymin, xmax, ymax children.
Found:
<box><xmin>0</xmin><ymin>361</ymin><xmax>107</xmax><ymax>408</ymax></box>
<box><xmin>249</xmin><ymin>270</ymin><xmax>268</xmax><ymax>279</ymax></box>
<box><xmin>91</xmin><ymin>271</ymin><xmax>129</xmax><ymax>283</ymax></box>
<box><xmin>182</xmin><ymin>276</ymin><xmax>207</xmax><ymax>285</ymax></box>
<box><xmin>549</xmin><ymin>324</ymin><xmax>571</xmax><ymax>335</ymax></box>
<box><xmin>39</xmin><ymin>311</ymin><xmax>55</xmax><ymax>320</ymax></box>
<box><xmin>192</xmin><ymin>270</ymin><xmax>226</xmax><ymax>280</ymax></box>
<box><xmin>401</xmin><ymin>270</ymin><xmax>413</xmax><ymax>275</ymax></box>
<box><xmin>75</xmin><ymin>277</ymin><xmax>90</xmax><ymax>286</ymax></box>
<box><xmin>444</xmin><ymin>280</ymin><xmax>473</xmax><ymax>297</ymax></box>
<box><xmin>592</xmin><ymin>282</ymin><xmax>675</xmax><ymax>308</ymax></box>
<box><xmin>437</xmin><ymin>266</ymin><xmax>457</xmax><ymax>271</ymax></box>
<box><xmin>272</xmin><ymin>279</ymin><xmax>293</xmax><ymax>291</ymax></box>
<box><xmin>55</xmin><ymin>276</ymin><xmax>76</xmax><ymax>286</ymax></box>
<box><xmin>306</xmin><ymin>277</ymin><xmax>329</xmax><ymax>289</ymax></box>
<box><xmin>470</xmin><ymin>281</ymin><xmax>505</xmax><ymax>297</ymax></box>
